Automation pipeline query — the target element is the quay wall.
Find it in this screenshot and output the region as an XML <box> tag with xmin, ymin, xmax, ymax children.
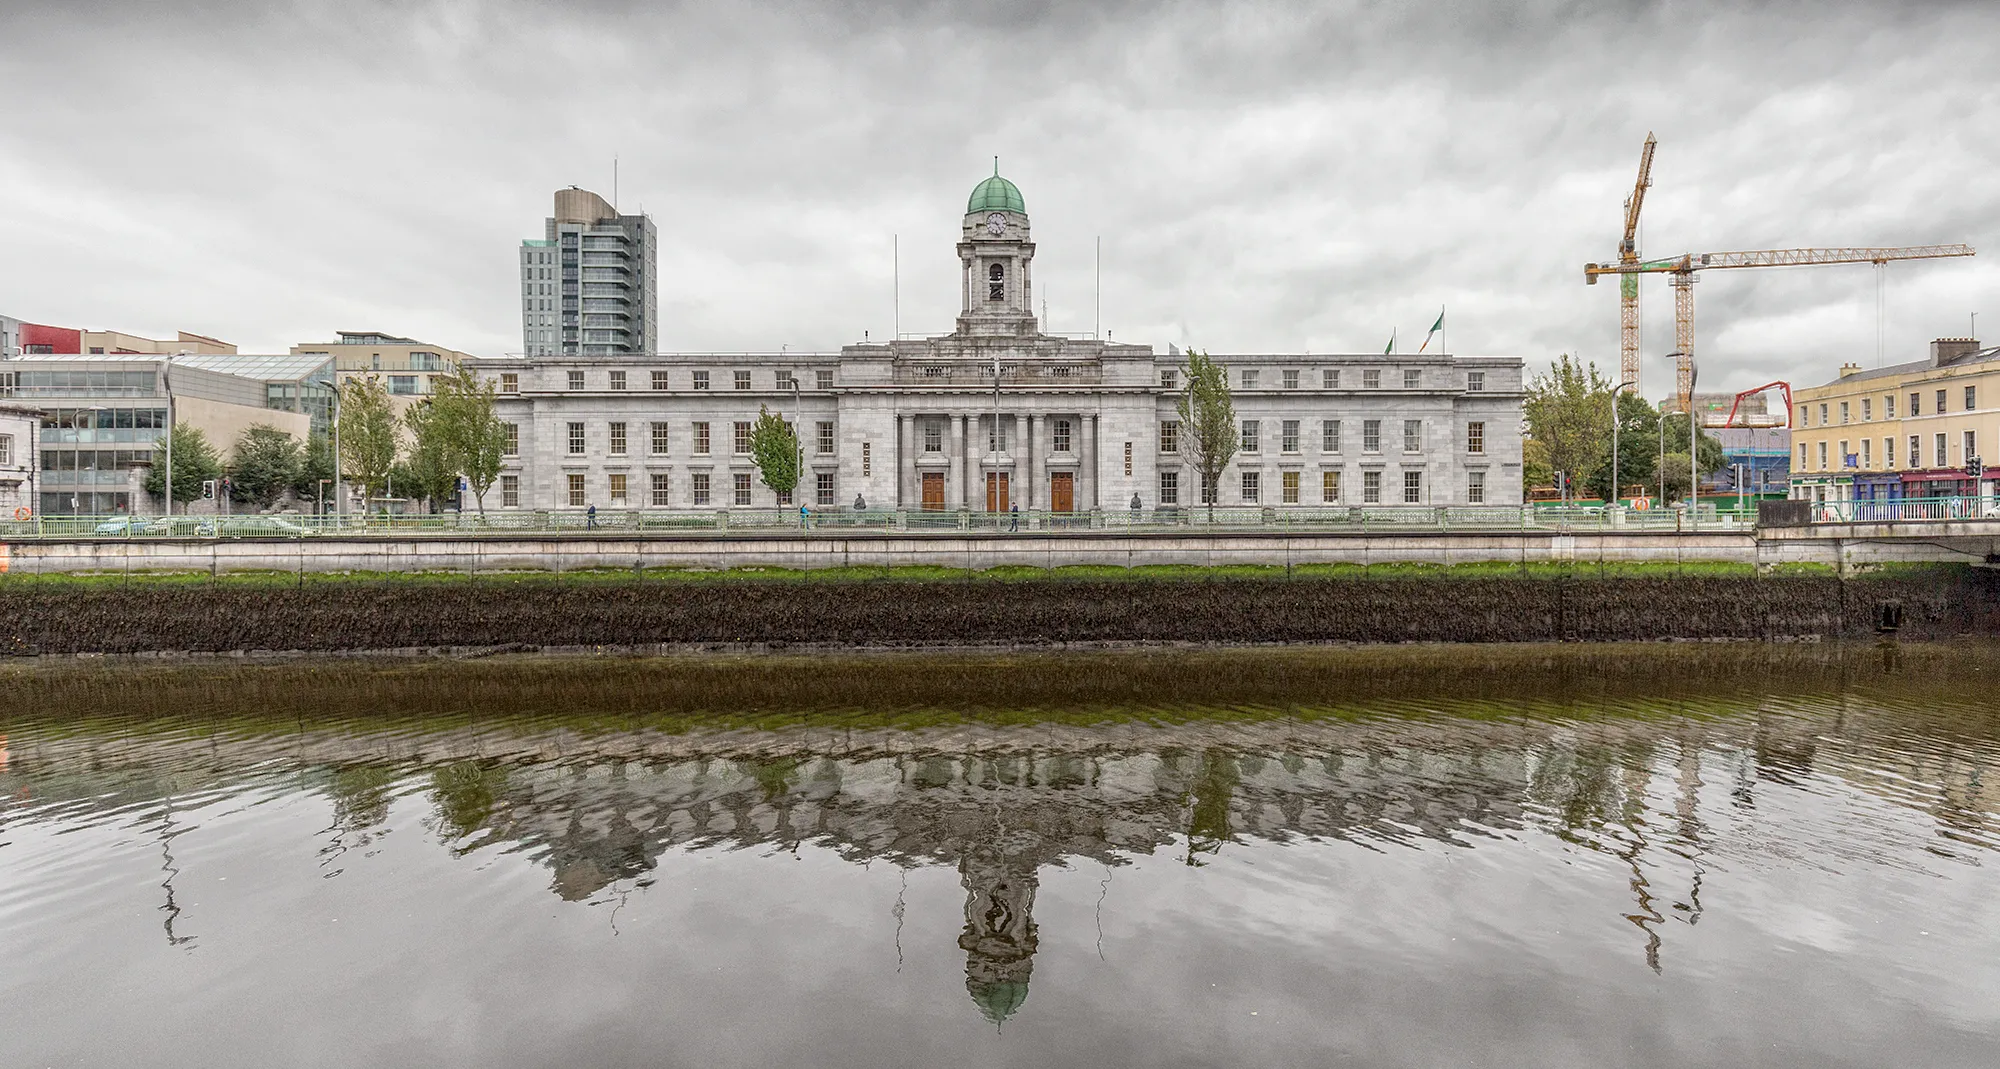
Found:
<box><xmin>0</xmin><ymin>528</ymin><xmax>1977</xmax><ymax>575</ymax></box>
<box><xmin>3</xmin><ymin>572</ymin><xmax>1997</xmax><ymax>655</ymax></box>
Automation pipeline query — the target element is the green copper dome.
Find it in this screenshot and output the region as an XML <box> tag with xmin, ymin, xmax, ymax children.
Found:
<box><xmin>968</xmin><ymin>172</ymin><xmax>1025</xmax><ymax>215</ymax></box>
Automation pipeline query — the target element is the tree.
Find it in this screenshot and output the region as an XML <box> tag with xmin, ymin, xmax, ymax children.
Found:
<box><xmin>1583</xmin><ymin>392</ymin><xmax>1662</xmax><ymax>502</ymax></box>
<box><xmin>401</xmin><ymin>399</ymin><xmax>460</xmax><ymax>512</ymax></box>
<box><xmin>1175</xmin><ymin>349</ymin><xmax>1236</xmax><ymax>518</ymax></box>
<box><xmin>227</xmin><ymin>425</ymin><xmax>304</xmax><ymax>509</ymax></box>
<box><xmin>142</xmin><ymin>422</ymin><xmax>224</xmax><ymax>512</ymax></box>
<box><xmin>748</xmin><ymin>405</ymin><xmax>802</xmax><ymax>504</ymax></box>
<box><xmin>1524</xmin><ymin>353</ymin><xmax>1614</xmax><ymax>497</ymax></box>
<box><xmin>337</xmin><ymin>376</ymin><xmax>399</xmax><ymax>505</ymax></box>
<box><xmin>1650</xmin><ymin>413</ymin><xmax>1727</xmax><ymax>503</ymax></box>
<box><xmin>432</xmin><ymin>364</ymin><xmax>506</xmax><ymax>515</ymax></box>
<box><xmin>293</xmin><ymin>432</ymin><xmax>336</xmax><ymax>511</ymax></box>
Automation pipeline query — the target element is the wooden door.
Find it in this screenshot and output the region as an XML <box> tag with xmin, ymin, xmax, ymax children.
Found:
<box><xmin>1050</xmin><ymin>472</ymin><xmax>1074</xmax><ymax>512</ymax></box>
<box><xmin>921</xmin><ymin>472</ymin><xmax>945</xmax><ymax>510</ymax></box>
<box><xmin>985</xmin><ymin>472</ymin><xmax>1010</xmax><ymax>514</ymax></box>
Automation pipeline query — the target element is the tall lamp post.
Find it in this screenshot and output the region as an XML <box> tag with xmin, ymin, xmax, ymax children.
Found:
<box><xmin>1609</xmin><ymin>379</ymin><xmax>1636</xmax><ymax>507</ymax></box>
<box><xmin>1664</xmin><ymin>351</ymin><xmax>1697</xmax><ymax>529</ymax></box>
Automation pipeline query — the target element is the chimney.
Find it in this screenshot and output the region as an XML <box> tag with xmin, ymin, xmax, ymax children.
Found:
<box><xmin>1838</xmin><ymin>362</ymin><xmax>1862</xmax><ymax>378</ymax></box>
<box><xmin>1932</xmin><ymin>337</ymin><xmax>1980</xmax><ymax>366</ymax></box>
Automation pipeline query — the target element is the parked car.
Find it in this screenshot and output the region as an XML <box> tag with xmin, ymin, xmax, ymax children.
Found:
<box><xmin>213</xmin><ymin>516</ymin><xmax>313</xmax><ymax>537</ymax></box>
<box><xmin>93</xmin><ymin>516</ymin><xmax>153</xmax><ymax>535</ymax></box>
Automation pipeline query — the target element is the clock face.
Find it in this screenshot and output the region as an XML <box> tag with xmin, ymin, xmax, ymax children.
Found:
<box><xmin>985</xmin><ymin>212</ymin><xmax>1007</xmax><ymax>236</ymax></box>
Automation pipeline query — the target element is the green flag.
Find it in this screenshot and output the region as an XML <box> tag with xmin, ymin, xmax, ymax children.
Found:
<box><xmin>1384</xmin><ymin>330</ymin><xmax>1395</xmax><ymax>355</ymax></box>
<box><xmin>1428</xmin><ymin>310</ymin><xmax>1444</xmax><ymax>333</ymax></box>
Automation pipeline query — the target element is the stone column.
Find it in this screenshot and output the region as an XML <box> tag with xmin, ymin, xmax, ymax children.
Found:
<box><xmin>894</xmin><ymin>414</ymin><xmax>906</xmax><ymax>508</ymax></box>
<box><xmin>958</xmin><ymin>413</ymin><xmax>972</xmax><ymax>510</ymax></box>
<box><xmin>1024</xmin><ymin>413</ymin><xmax>1035</xmax><ymax>512</ymax></box>
<box><xmin>1088</xmin><ymin>414</ymin><xmax>1102</xmax><ymax>509</ymax></box>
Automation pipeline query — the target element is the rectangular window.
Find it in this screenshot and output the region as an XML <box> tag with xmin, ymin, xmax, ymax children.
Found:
<box><xmin>1818</xmin><ymin>403</ymin><xmax>1828</xmax><ymax>425</ymax></box>
<box><xmin>1363</xmin><ymin>369</ymin><xmax>1381</xmax><ymax>389</ymax></box>
<box><xmin>1467</xmin><ymin>470</ymin><xmax>1486</xmax><ymax>504</ymax></box>
<box><xmin>1817</xmin><ymin>441</ymin><xmax>1827</xmax><ymax>470</ymax></box>
<box><xmin>1403</xmin><ymin>369</ymin><xmax>1421</xmax><ymax>389</ymax></box>
<box><xmin>609</xmin><ymin>370</ymin><xmax>626</xmax><ymax>391</ymax></box>
<box><xmin>816</xmin><ymin>369</ymin><xmax>835</xmax><ymax>390</ymax></box>
<box><xmin>1160</xmin><ymin>369</ymin><xmax>1178</xmax><ymax>389</ymax></box>
<box><xmin>1966</xmin><ymin>430</ymin><xmax>1977</xmax><ymax>462</ymax></box>
<box><xmin>1885</xmin><ymin>395</ymin><xmax>1896</xmax><ymax>418</ymax></box>
<box><xmin>1862</xmin><ymin>439</ymin><xmax>1872</xmax><ymax>467</ymax></box>
<box><xmin>608</xmin><ymin>473</ymin><xmax>627</xmax><ymax>506</ymax></box>
<box><xmin>1158</xmin><ymin>420</ymin><xmax>1179</xmax><ymax>454</ymax></box>
<box><xmin>1886</xmin><ymin>437</ymin><xmax>1896</xmax><ymax>468</ymax></box>
<box><xmin>1240</xmin><ymin>369</ymin><xmax>1259</xmax><ymax>389</ymax></box>
<box><xmin>1240</xmin><ymin>470</ymin><xmax>1260</xmax><ymax>503</ymax></box>
<box><xmin>502</xmin><ymin>422</ymin><xmax>518</xmax><ymax>457</ymax></box>
<box><xmin>816</xmin><ymin>421</ymin><xmax>835</xmax><ymax>454</ymax></box>
<box><xmin>1937</xmin><ymin>433</ymin><xmax>1948</xmax><ymax>467</ymax></box>
<box><xmin>1467</xmin><ymin>371</ymin><xmax>1485</xmax><ymax>392</ymax></box>
<box><xmin>567</xmin><ymin>370</ymin><xmax>584</xmax><ymax>391</ymax></box>
<box><xmin>1363</xmin><ymin>470</ymin><xmax>1381</xmax><ymax>503</ymax></box>
<box><xmin>566</xmin><ymin>473</ymin><xmax>585</xmax><ymax>507</ymax></box>
<box><xmin>1466</xmin><ymin>421</ymin><xmax>1485</xmax><ymax>455</ymax></box>
<box><xmin>1840</xmin><ymin>401</ymin><xmax>1849</xmax><ymax>424</ymax></box>
<box><xmin>1158</xmin><ymin>470</ymin><xmax>1179</xmax><ymax>505</ymax></box>
<box><xmin>733</xmin><ymin>421</ymin><xmax>752</xmax><ymax>454</ymax></box>
<box><xmin>1910</xmin><ymin>391</ymin><xmax>1921</xmax><ymax>416</ymax></box>
<box><xmin>1798</xmin><ymin>405</ymin><xmax>1808</xmax><ymax>425</ymax></box>
<box><xmin>566</xmin><ymin>422</ymin><xmax>585</xmax><ymax>455</ymax></box>
<box><xmin>1968</xmin><ymin>385</ymin><xmax>1979</xmax><ymax>411</ymax></box>
<box><xmin>652</xmin><ymin>370</ymin><xmax>670</xmax><ymax>390</ymax></box>
<box><xmin>651</xmin><ymin>422</ymin><xmax>670</xmax><ymax>455</ymax></box>
<box><xmin>500</xmin><ymin>474</ymin><xmax>519</xmax><ymax>507</ymax></box>
<box><xmin>1321</xmin><ymin>420</ymin><xmax>1340</xmax><ymax>452</ymax></box>
<box><xmin>608</xmin><ymin>422</ymin><xmax>626</xmax><ymax>456</ymax></box>
<box><xmin>735</xmin><ymin>370</ymin><xmax>752</xmax><ymax>391</ymax></box>
<box><xmin>1321</xmin><ymin>470</ymin><xmax>1341</xmax><ymax>503</ymax></box>
<box><xmin>1281</xmin><ymin>420</ymin><xmax>1299</xmax><ymax>453</ymax></box>
<box><xmin>1839</xmin><ymin>440</ymin><xmax>1849</xmax><ymax>467</ymax></box>
<box><xmin>733</xmin><ymin>472</ymin><xmax>752</xmax><ymax>505</ymax></box>
<box><xmin>388</xmin><ymin>375</ymin><xmax>417</xmax><ymax>395</ymax></box>
<box><xmin>1862</xmin><ymin>398</ymin><xmax>1872</xmax><ymax>421</ymax></box>
<box><xmin>816</xmin><ymin>472</ymin><xmax>836</xmax><ymax>506</ymax></box>
<box><xmin>1054</xmin><ymin>419</ymin><xmax>1073</xmax><ymax>453</ymax></box>
<box><xmin>986</xmin><ymin>418</ymin><xmax>1009</xmax><ymax>452</ymax></box>
<box><xmin>1282</xmin><ymin>369</ymin><xmax>1299</xmax><ymax>389</ymax></box>
<box><xmin>1938</xmin><ymin>389</ymin><xmax>1949</xmax><ymax>415</ymax></box>
<box><xmin>1910</xmin><ymin>435</ymin><xmax>1921</xmax><ymax>468</ymax></box>
<box><xmin>499</xmin><ymin>373</ymin><xmax>518</xmax><ymax>394</ymax></box>
<box><xmin>650</xmin><ymin>473</ymin><xmax>670</xmax><ymax>507</ymax></box>
<box><xmin>1321</xmin><ymin>369</ymin><xmax>1339</xmax><ymax>389</ymax></box>
<box><xmin>1403</xmin><ymin>419</ymin><xmax>1422</xmax><ymax>453</ymax></box>
<box><xmin>1363</xmin><ymin>420</ymin><xmax>1382</xmax><ymax>452</ymax></box>
<box><xmin>1240</xmin><ymin>420</ymin><xmax>1260</xmax><ymax>453</ymax></box>
<box><xmin>1403</xmin><ymin>470</ymin><xmax>1422</xmax><ymax>503</ymax></box>
<box><xmin>692</xmin><ymin>473</ymin><xmax>711</xmax><ymax>505</ymax></box>
<box><xmin>915</xmin><ymin>420</ymin><xmax>938</xmax><ymax>453</ymax></box>
<box><xmin>693</xmin><ymin>422</ymin><xmax>711</xmax><ymax>455</ymax></box>
<box><xmin>776</xmin><ymin>370</ymin><xmax>795</xmax><ymax>391</ymax></box>
<box><xmin>693</xmin><ymin>371</ymin><xmax>710</xmax><ymax>391</ymax></box>
<box><xmin>1799</xmin><ymin>443</ymin><xmax>1808</xmax><ymax>468</ymax></box>
<box><xmin>1281</xmin><ymin>470</ymin><xmax>1299</xmax><ymax>504</ymax></box>
<box><xmin>0</xmin><ymin>434</ymin><xmax>10</xmax><ymax>465</ymax></box>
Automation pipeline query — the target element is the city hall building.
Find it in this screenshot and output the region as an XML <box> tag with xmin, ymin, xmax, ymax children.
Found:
<box><xmin>470</xmin><ymin>173</ymin><xmax>1524</xmax><ymax>515</ymax></box>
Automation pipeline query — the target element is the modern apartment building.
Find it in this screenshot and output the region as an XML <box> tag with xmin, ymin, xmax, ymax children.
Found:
<box><xmin>1789</xmin><ymin>337</ymin><xmax>2000</xmax><ymax>504</ymax></box>
<box><xmin>520</xmin><ymin>187</ymin><xmax>657</xmax><ymax>357</ymax></box>
<box><xmin>469</xmin><ymin>172</ymin><xmax>1523</xmax><ymax>516</ymax></box>
<box><xmin>0</xmin><ymin>317</ymin><xmax>236</xmax><ymax>356</ymax></box>
<box><xmin>290</xmin><ymin>331</ymin><xmax>480</xmax><ymax>414</ymax></box>
<box><xmin>0</xmin><ymin>353</ymin><xmax>331</xmax><ymax>515</ymax></box>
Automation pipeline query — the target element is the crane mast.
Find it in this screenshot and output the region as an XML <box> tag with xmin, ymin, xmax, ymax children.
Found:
<box><xmin>1617</xmin><ymin>133</ymin><xmax>1656</xmax><ymax>396</ymax></box>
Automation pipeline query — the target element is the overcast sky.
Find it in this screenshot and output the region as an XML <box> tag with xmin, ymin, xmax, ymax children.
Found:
<box><xmin>3</xmin><ymin>0</ymin><xmax>1995</xmax><ymax>401</ymax></box>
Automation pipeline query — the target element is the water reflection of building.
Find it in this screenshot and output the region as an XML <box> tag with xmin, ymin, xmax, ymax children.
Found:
<box><xmin>958</xmin><ymin>842</ymin><xmax>1040</xmax><ymax>1025</ymax></box>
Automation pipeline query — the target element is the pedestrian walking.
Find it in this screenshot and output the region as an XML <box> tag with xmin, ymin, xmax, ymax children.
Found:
<box><xmin>1009</xmin><ymin>503</ymin><xmax>1019</xmax><ymax>532</ymax></box>
<box><xmin>586</xmin><ymin>503</ymin><xmax>597</xmax><ymax>530</ymax></box>
<box><xmin>799</xmin><ymin>503</ymin><xmax>810</xmax><ymax>529</ymax></box>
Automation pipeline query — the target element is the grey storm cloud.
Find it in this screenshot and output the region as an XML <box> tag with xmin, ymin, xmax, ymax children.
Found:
<box><xmin>2</xmin><ymin>0</ymin><xmax>1995</xmax><ymax>401</ymax></box>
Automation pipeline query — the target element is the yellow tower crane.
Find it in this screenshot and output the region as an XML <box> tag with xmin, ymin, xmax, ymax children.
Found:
<box><xmin>1615</xmin><ymin>133</ymin><xmax>1657</xmax><ymax>397</ymax></box>
<box><xmin>1585</xmin><ymin>244</ymin><xmax>1975</xmax><ymax>413</ymax></box>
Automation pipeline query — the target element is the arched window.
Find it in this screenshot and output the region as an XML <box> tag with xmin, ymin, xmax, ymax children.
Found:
<box><xmin>988</xmin><ymin>262</ymin><xmax>1005</xmax><ymax>301</ymax></box>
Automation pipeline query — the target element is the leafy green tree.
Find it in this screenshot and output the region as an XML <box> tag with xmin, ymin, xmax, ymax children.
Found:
<box><xmin>292</xmin><ymin>432</ymin><xmax>336</xmax><ymax>510</ymax></box>
<box><xmin>142</xmin><ymin>422</ymin><xmax>224</xmax><ymax>512</ymax></box>
<box><xmin>433</xmin><ymin>364</ymin><xmax>506</xmax><ymax>515</ymax></box>
<box><xmin>749</xmin><ymin>404</ymin><xmax>802</xmax><ymax>503</ymax></box>
<box><xmin>1649</xmin><ymin>413</ymin><xmax>1727</xmax><ymax>503</ymax></box>
<box><xmin>1175</xmin><ymin>349</ymin><xmax>1236</xmax><ymax>517</ymax></box>
<box><xmin>1523</xmin><ymin>438</ymin><xmax>1554</xmax><ymax>493</ymax></box>
<box><xmin>1524</xmin><ymin>353</ymin><xmax>1615</xmax><ymax>497</ymax></box>
<box><xmin>337</xmin><ymin>376</ymin><xmax>399</xmax><ymax>504</ymax></box>
<box><xmin>1583</xmin><ymin>392</ymin><xmax>1662</xmax><ymax>502</ymax></box>
<box><xmin>227</xmin><ymin>424</ymin><xmax>304</xmax><ymax>509</ymax></box>
<box><xmin>401</xmin><ymin>399</ymin><xmax>460</xmax><ymax>512</ymax></box>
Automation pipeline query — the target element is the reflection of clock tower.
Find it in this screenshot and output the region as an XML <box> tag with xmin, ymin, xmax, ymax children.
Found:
<box><xmin>955</xmin><ymin>163</ymin><xmax>1038</xmax><ymax>337</ymax></box>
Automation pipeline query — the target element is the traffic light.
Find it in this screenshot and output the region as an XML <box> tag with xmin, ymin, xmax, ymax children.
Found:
<box><xmin>201</xmin><ymin>479</ymin><xmax>217</xmax><ymax>500</ymax></box>
<box><xmin>1969</xmin><ymin>456</ymin><xmax>1984</xmax><ymax>479</ymax></box>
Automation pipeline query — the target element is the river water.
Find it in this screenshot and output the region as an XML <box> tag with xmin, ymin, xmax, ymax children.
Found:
<box><xmin>4</xmin><ymin>643</ymin><xmax>1999</xmax><ymax>1067</ymax></box>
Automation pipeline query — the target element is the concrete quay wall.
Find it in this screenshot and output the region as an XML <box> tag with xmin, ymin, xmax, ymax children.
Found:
<box><xmin>0</xmin><ymin>529</ymin><xmax>1792</xmax><ymax>574</ymax></box>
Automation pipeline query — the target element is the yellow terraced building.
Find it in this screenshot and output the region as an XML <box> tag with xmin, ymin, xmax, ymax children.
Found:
<box><xmin>1790</xmin><ymin>337</ymin><xmax>2000</xmax><ymax>505</ymax></box>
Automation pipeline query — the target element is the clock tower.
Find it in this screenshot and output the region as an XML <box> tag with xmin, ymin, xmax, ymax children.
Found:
<box><xmin>956</xmin><ymin>165</ymin><xmax>1037</xmax><ymax>337</ymax></box>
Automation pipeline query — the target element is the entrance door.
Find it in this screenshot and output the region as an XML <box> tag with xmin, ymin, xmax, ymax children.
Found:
<box><xmin>1049</xmin><ymin>472</ymin><xmax>1074</xmax><ymax>513</ymax></box>
<box><xmin>985</xmin><ymin>472</ymin><xmax>1010</xmax><ymax>514</ymax></box>
<box><xmin>921</xmin><ymin>472</ymin><xmax>945</xmax><ymax>510</ymax></box>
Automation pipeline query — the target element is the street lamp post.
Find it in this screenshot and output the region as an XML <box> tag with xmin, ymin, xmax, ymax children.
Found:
<box><xmin>1609</xmin><ymin>379</ymin><xmax>1636</xmax><ymax>508</ymax></box>
<box><xmin>1663</xmin><ymin>352</ymin><xmax>1696</xmax><ymax>528</ymax></box>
